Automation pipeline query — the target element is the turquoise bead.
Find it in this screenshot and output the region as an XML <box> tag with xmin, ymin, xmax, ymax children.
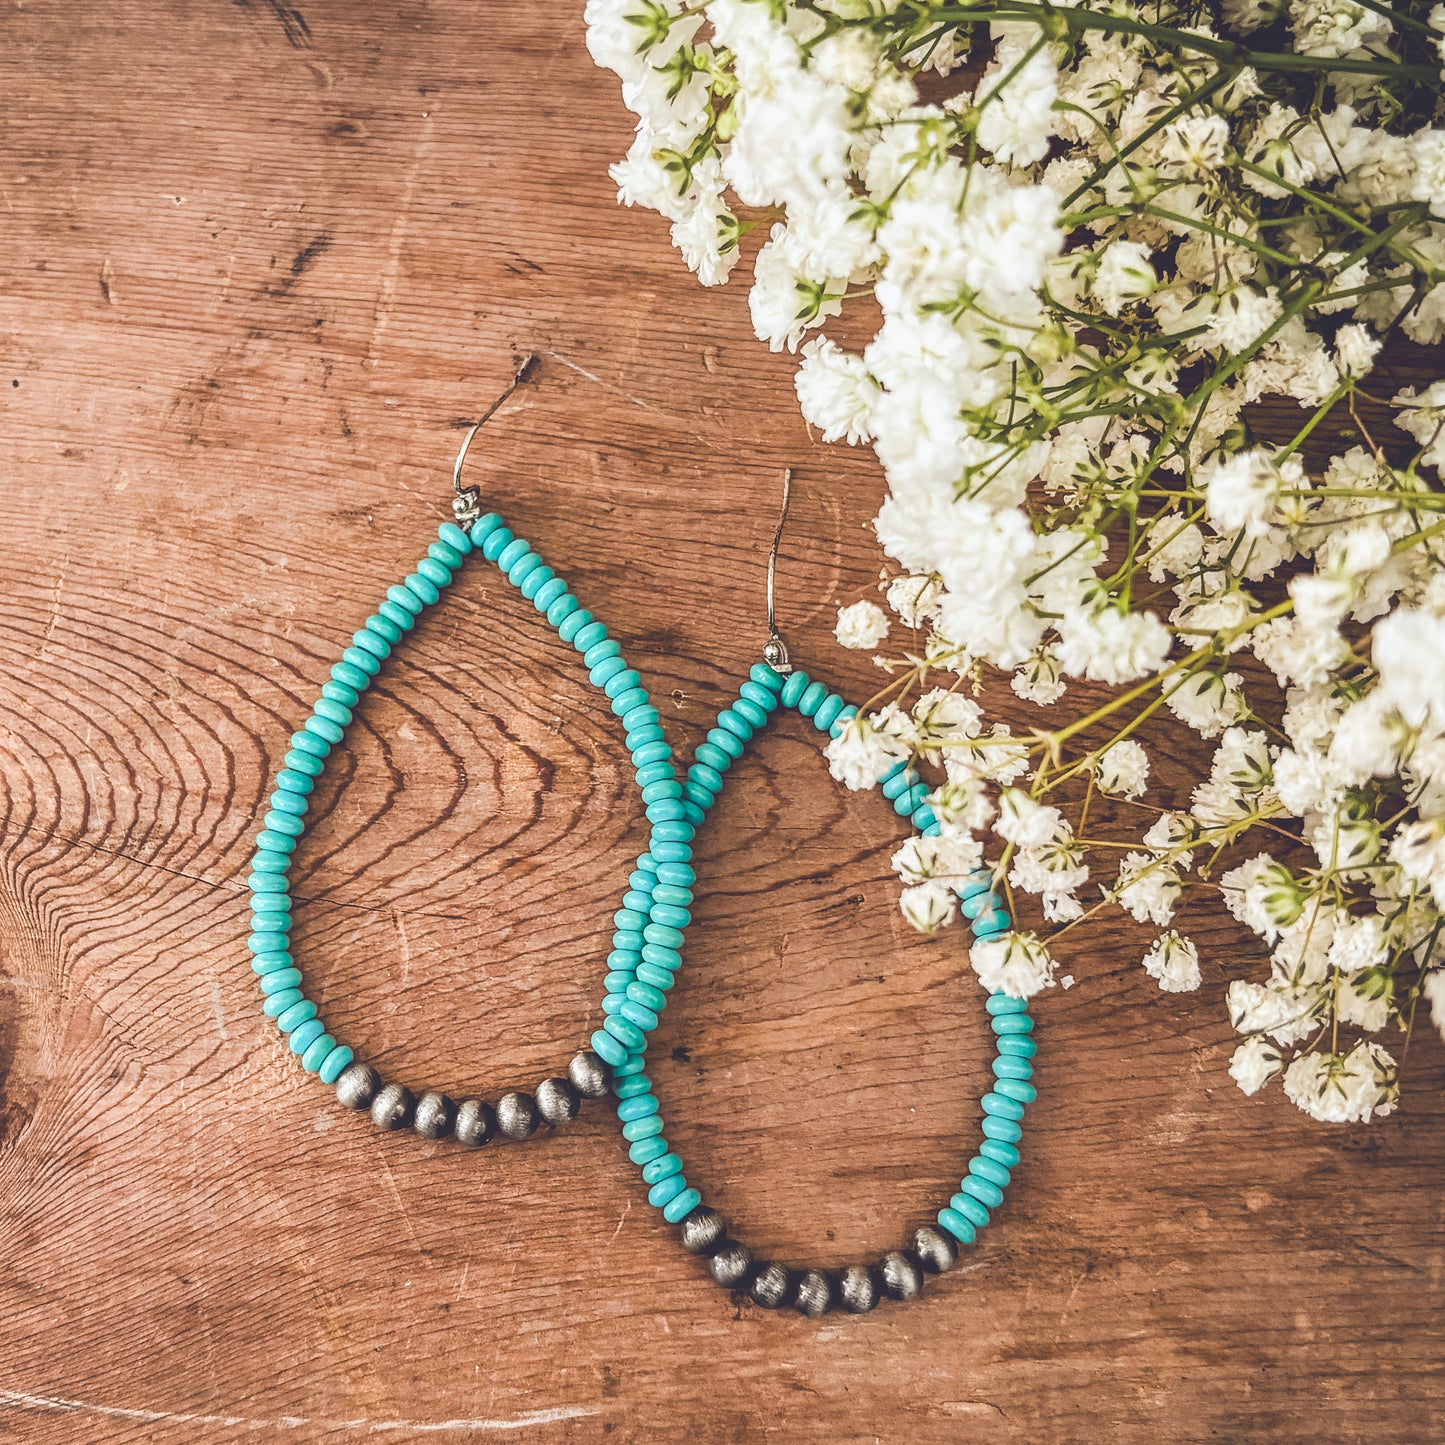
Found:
<box><xmin>749</xmin><ymin>661</ymin><xmax>784</xmax><ymax>690</ymax></box>
<box><xmin>627</xmin><ymin>723</ymin><xmax>666</xmax><ymax>751</ymax></box>
<box><xmin>651</xmin><ymin>821</ymin><xmax>694</xmax><ymax>843</ymax></box>
<box><xmin>970</xmin><ymin>1156</ymin><xmax>1011</xmax><ymax>1190</ymax></box>
<box><xmin>480</xmin><ymin>525</ymin><xmax>514</xmax><ymax>561</ymax></box>
<box><xmin>633</xmin><ymin>740</ymin><xmax>671</xmax><ymax>769</ymax></box>
<box><xmin>546</xmin><ymin>592</ymin><xmax>579</xmax><ymax>626</ymax></box>
<box><xmin>591</xmin><ymin>1029</ymin><xmax>628</xmax><ymax>1067</ymax></box>
<box><xmin>321</xmin><ymin>679</ymin><xmax>360</xmax><ymax>709</ymax></box>
<box><xmin>622</xmin><ymin>1115</ymin><xmax>664</xmax><ymax>1142</ymax></box>
<box><xmin>717</xmin><ymin>709</ymin><xmax>752</xmax><ymax>740</ymax></box>
<box><xmin>613</xmin><ymin>1073</ymin><xmax>653</xmax><ymax>1099</ymax></box>
<box><xmin>829</xmin><ymin>705</ymin><xmax>858</xmax><ymax>737</ymax></box>
<box><xmin>590</xmin><ymin>657</ymin><xmax>627</xmax><ymax>689</ymax></box>
<box><xmin>642</xmin><ymin>1153</ymin><xmax>683</xmax><ymax>1185</ymax></box>
<box><xmin>582</xmin><ymin>638</ymin><xmax>621</xmax><ymax>668</ymax></box>
<box><xmin>251</xmin><ymin>851</ymin><xmax>288</xmax><ymax>875</ymax></box>
<box><xmin>655</xmin><ymin>861</ymin><xmax>694</xmax><ymax>887</ymax></box>
<box><xmin>982</xmin><ymin>1116</ymin><xmax>1023</xmax><ymax>1143</ymax></box>
<box><xmin>496</xmin><ymin>537</ymin><xmax>530</xmax><ymax>571</ymax></box>
<box><xmin>621</xmin><ymin>891</ymin><xmax>653</xmax><ymax>916</ymax></box>
<box><xmin>644</xmin><ymin>922</ymin><xmax>684</xmax><ymax>950</ymax></box>
<box><xmin>318</xmin><ymin>1045</ymin><xmax>354</xmax><ymax>1084</ymax></box>
<box><xmin>683</xmin><ymin>781</ymin><xmax>713</xmax><ymax>810</ymax></box>
<box><xmin>629</xmin><ymin>1135</ymin><xmax>668</xmax><ymax>1166</ymax></box>
<box><xmin>275</xmin><ymin>768</ymin><xmax>315</xmax><ymax>796</ymax></box>
<box><xmin>305</xmin><ymin>714</ymin><xmax>344</xmax><ymax>746</ymax></box>
<box><xmin>604</xmin><ymin>1015</ymin><xmax>647</xmax><ymax>1052</ymax></box>
<box><xmin>269</xmin><ymin>791</ymin><xmax>306</xmax><ymax>819</ymax></box>
<box><xmin>259</xmin><ymin>967</ymin><xmax>303</xmax><ymax>994</ymax></box>
<box><xmin>248</xmin><ymin>931</ymin><xmax>289</xmax><ymax>956</ymax></box>
<box><xmin>262</xmin><ymin>988</ymin><xmax>303</xmax><ymax>1018</ymax></box>
<box><xmin>780</xmin><ymin>670</ymin><xmax>810</xmax><ymax>707</ymax></box>
<box><xmin>247</xmin><ymin>872</ymin><xmax>288</xmax><ymax>895</ymax></box>
<box><xmin>533</xmin><ymin>576</ymin><xmax>568</xmax><ymax>611</ymax></box>
<box><xmin>288</xmin><ymin>1018</ymin><xmax>326</xmax><ymax>1055</ymax></box>
<box><xmin>301</xmin><ymin>1033</ymin><xmax>336</xmax><ymax>1072</ymax></box>
<box><xmin>651</xmin><ymin>883</ymin><xmax>692</xmax><ymax>907</ymax></box>
<box><xmin>611</xmin><ymin>687</ymin><xmax>649</xmax><ymax>718</ymax></box>
<box><xmin>330</xmin><ymin>660</ymin><xmax>371</xmax><ymax>691</ymax></box>
<box><xmin>471</xmin><ymin>512</ymin><xmax>503</xmax><ymax>540</ymax></box>
<box><xmin>960</xmin><ymin>1175</ymin><xmax>1004</xmax><ymax>1210</ymax></box>
<box><xmin>738</xmin><ymin>680</ymin><xmax>778</xmax><ymax>711</ymax></box>
<box><xmin>619</xmin><ymin>1000</ymin><xmax>659</xmax><ymax>1033</ymax></box>
<box><xmin>290</xmin><ymin>727</ymin><xmax>331</xmax><ymax>757</ymax></box>
<box><xmin>992</xmin><ymin>1055</ymin><xmax>1033</xmax><ymax>1081</ymax></box>
<box><xmin>614</xmin><ymin>908</ymin><xmax>648</xmax><ymax>932</ymax></box>
<box><xmin>605</xmin><ymin>668</ymin><xmax>642</xmax><ymax>699</ymax></box>
<box><xmin>695</xmin><ymin>743</ymin><xmax>730</xmax><ymax>773</ymax></box>
<box><xmin>663</xmin><ymin>1188</ymin><xmax>702</xmax><ymax>1224</ymax></box>
<box><xmin>404</xmin><ymin>572</ymin><xmax>439</xmax><ymax>606</ymax></box>
<box><xmin>961</xmin><ymin>889</ymin><xmax>999</xmax><ymax>918</ymax></box>
<box><xmin>617</xmin><ymin>1093</ymin><xmax>660</xmax><ymax>1122</ymax></box>
<box><xmin>377</xmin><ymin>600</ymin><xmax>416</xmax><ymax>633</ymax></box>
<box><xmin>612</xmin><ymin>1053</ymin><xmax>647</xmax><ymax>1077</ymax></box>
<box><xmin>952</xmin><ymin>1191</ymin><xmax>992</xmax><ymax>1228</ymax></box>
<box><xmin>634</xmin><ymin>760</ymin><xmax>672</xmax><ymax>789</ymax></box>
<box><xmin>250</xmin><ymin>952</ymin><xmax>293</xmax><ymax>975</ymax></box>
<box><xmin>255</xmin><ymin>829</ymin><xmax>297</xmax><ymax>855</ymax></box>
<box><xmin>997</xmin><ymin>1035</ymin><xmax>1037</xmax><ymax>1058</ymax></box>
<box><xmin>912</xmin><ymin>804</ymin><xmax>938</xmax><ymax>831</ymax></box>
<box><xmin>982</xmin><ymin>1091</ymin><xmax>1026</xmax><ymax>1121</ymax></box>
<box><xmin>641</xmin><ymin>943</ymin><xmax>680</xmax><ymax>971</ymax></box>
<box><xmin>263</xmin><ymin>810</ymin><xmax>304</xmax><ymax>838</ymax></box>
<box><xmin>557</xmin><ymin>607</ymin><xmax>593</xmax><ymax>644</ymax></box>
<box><xmin>283</xmin><ymin>747</ymin><xmax>325</xmax><ymax>776</ymax></box>
<box><xmin>971</xmin><ymin>909</ymin><xmax>1011</xmax><ymax>937</ymax></box>
<box><xmin>621</xmin><ymin>702</ymin><xmax>660</xmax><ymax>732</ymax></box>
<box><xmin>511</xmin><ymin>556</ymin><xmax>548</xmax><ymax>590</ymax></box>
<box><xmin>732</xmin><ymin>697</ymin><xmax>768</xmax><ymax>729</ymax></box>
<box><xmin>813</xmin><ymin>694</ymin><xmax>843</xmax><ymax>731</ymax></box>
<box><xmin>995</xmin><ymin>1077</ymin><xmax>1038</xmax><ymax>1104</ymax></box>
<box><xmin>428</xmin><ymin>539</ymin><xmax>464</xmax><ymax>568</ymax></box>
<box><xmin>351</xmin><ymin>628</ymin><xmax>389</xmax><ymax>662</ymax></box>
<box><xmin>797</xmin><ymin>681</ymin><xmax>827</xmax><ymax>716</ymax></box>
<box><xmin>603</xmin><ymin>971</ymin><xmax>636</xmax><ymax>995</ymax></box>
<box><xmin>386</xmin><ymin>582</ymin><xmax>424</xmax><ymax>615</ymax></box>
<box><xmin>649</xmin><ymin>904</ymin><xmax>690</xmax><ymax>930</ymax></box>
<box><xmin>641</xmin><ymin>782</ymin><xmax>681</xmax><ymax>807</ymax></box>
<box><xmin>980</xmin><ymin>1138</ymin><xmax>1020</xmax><ymax>1168</ymax></box>
<box><xmin>992</xmin><ymin>1012</ymin><xmax>1034</xmax><ymax>1035</ymax></box>
<box><xmin>276</xmin><ymin>999</ymin><xmax>318</xmax><ymax>1033</ymax></box>
<box><xmin>573</xmin><ymin>621</ymin><xmax>608</xmax><ymax>653</ymax></box>
<box><xmin>882</xmin><ymin>767</ymin><xmax>917</xmax><ymax>801</ymax></box>
<box><xmin>648</xmin><ymin>1174</ymin><xmax>686</xmax><ymax>1209</ymax></box>
<box><xmin>938</xmin><ymin>1207</ymin><xmax>977</xmax><ymax>1245</ymax></box>
<box><xmin>627</xmin><ymin>981</ymin><xmax>667</xmax><ymax>1012</ymax></box>
<box><xmin>707</xmin><ymin>728</ymin><xmax>744</xmax><ymax>761</ymax></box>
<box><xmin>651</xmin><ymin>841</ymin><xmax>692</xmax><ymax>865</ymax></box>
<box><xmin>986</xmin><ymin>993</ymin><xmax>1028</xmax><ymax>1015</ymax></box>
<box><xmin>364</xmin><ymin>612</ymin><xmax>404</xmax><ymax>646</ymax></box>
<box><xmin>438</xmin><ymin>521</ymin><xmax>473</xmax><ymax>554</ymax></box>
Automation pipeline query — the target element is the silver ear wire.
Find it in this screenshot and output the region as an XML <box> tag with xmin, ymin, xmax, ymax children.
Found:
<box><xmin>763</xmin><ymin>468</ymin><xmax>794</xmax><ymax>674</ymax></box>
<box><xmin>451</xmin><ymin>352</ymin><xmax>539</xmax><ymax>523</ymax></box>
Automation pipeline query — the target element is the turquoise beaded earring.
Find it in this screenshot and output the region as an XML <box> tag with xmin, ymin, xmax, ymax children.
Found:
<box><xmin>588</xmin><ymin>471</ymin><xmax>1038</xmax><ymax>1317</ymax></box>
<box><xmin>244</xmin><ymin>356</ymin><xmax>674</xmax><ymax>1146</ymax></box>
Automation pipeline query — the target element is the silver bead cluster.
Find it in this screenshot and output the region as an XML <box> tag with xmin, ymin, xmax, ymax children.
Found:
<box><xmin>330</xmin><ymin>1051</ymin><xmax>611</xmax><ymax>1145</ymax></box>
<box><xmin>678</xmin><ymin>1206</ymin><xmax>959</xmax><ymax>1318</ymax></box>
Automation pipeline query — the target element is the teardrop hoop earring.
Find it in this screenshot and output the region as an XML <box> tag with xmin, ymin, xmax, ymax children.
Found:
<box><xmin>589</xmin><ymin>471</ymin><xmax>1038</xmax><ymax>1317</ymax></box>
<box><xmin>243</xmin><ymin>354</ymin><xmax>682</xmax><ymax>1145</ymax></box>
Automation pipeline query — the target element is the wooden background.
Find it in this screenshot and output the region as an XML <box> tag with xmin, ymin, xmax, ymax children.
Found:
<box><xmin>1</xmin><ymin>3</ymin><xmax>1442</xmax><ymax>1441</ymax></box>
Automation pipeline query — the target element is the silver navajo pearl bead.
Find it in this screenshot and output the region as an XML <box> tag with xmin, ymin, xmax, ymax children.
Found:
<box><xmin>370</xmin><ymin>1082</ymin><xmax>414</xmax><ymax>1132</ymax></box>
<box><xmin>793</xmin><ymin>1269</ymin><xmax>833</xmax><ymax>1319</ymax></box>
<box><xmin>911</xmin><ymin>1225</ymin><xmax>958</xmax><ymax>1275</ymax></box>
<box><xmin>496</xmin><ymin>1090</ymin><xmax>539</xmax><ymax>1140</ymax></box>
<box><xmin>454</xmin><ymin>1098</ymin><xmax>496</xmax><ymax>1147</ymax></box>
<box><xmin>334</xmin><ymin>1062</ymin><xmax>380</xmax><ymax>1111</ymax></box>
<box><xmin>708</xmin><ymin>1241</ymin><xmax>753</xmax><ymax>1289</ymax></box>
<box><xmin>534</xmin><ymin>1076</ymin><xmax>580</xmax><ymax>1126</ymax></box>
<box><xmin>412</xmin><ymin>1091</ymin><xmax>456</xmax><ymax>1141</ymax></box>
<box><xmin>838</xmin><ymin>1264</ymin><xmax>880</xmax><ymax>1314</ymax></box>
<box><xmin>880</xmin><ymin>1250</ymin><xmax>924</xmax><ymax>1303</ymax></box>
<box><xmin>749</xmin><ymin>1262</ymin><xmax>793</xmax><ymax>1309</ymax></box>
<box><xmin>568</xmin><ymin>1050</ymin><xmax>611</xmax><ymax>1100</ymax></box>
<box><xmin>679</xmin><ymin>1206</ymin><xmax>726</xmax><ymax>1256</ymax></box>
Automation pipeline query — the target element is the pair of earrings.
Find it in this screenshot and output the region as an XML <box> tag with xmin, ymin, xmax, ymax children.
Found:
<box><xmin>243</xmin><ymin>358</ymin><xmax>1038</xmax><ymax>1317</ymax></box>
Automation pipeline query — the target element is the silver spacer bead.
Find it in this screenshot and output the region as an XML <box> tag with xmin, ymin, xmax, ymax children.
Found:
<box><xmin>335</xmin><ymin>1062</ymin><xmax>380</xmax><ymax>1111</ymax></box>
<box><xmin>749</xmin><ymin>1261</ymin><xmax>793</xmax><ymax>1310</ymax></box>
<box><xmin>454</xmin><ymin>1098</ymin><xmax>496</xmax><ymax>1147</ymax></box>
<box><xmin>880</xmin><ymin>1250</ymin><xmax>924</xmax><ymax>1302</ymax></box>
<box><xmin>838</xmin><ymin>1264</ymin><xmax>880</xmax><ymax>1314</ymax></box>
<box><xmin>452</xmin><ymin>488</ymin><xmax>482</xmax><ymax>525</ymax></box>
<box><xmin>794</xmin><ymin>1268</ymin><xmax>833</xmax><ymax>1319</ymax></box>
<box><xmin>413</xmin><ymin>1091</ymin><xmax>456</xmax><ymax>1141</ymax></box>
<box><xmin>495</xmin><ymin>1091</ymin><xmax>539</xmax><ymax>1140</ymax></box>
<box><xmin>535</xmin><ymin>1076</ymin><xmax>580</xmax><ymax>1126</ymax></box>
<box><xmin>370</xmin><ymin>1082</ymin><xmax>415</xmax><ymax>1132</ymax></box>
<box><xmin>911</xmin><ymin>1225</ymin><xmax>958</xmax><ymax>1275</ymax></box>
<box><xmin>707</xmin><ymin>1241</ymin><xmax>753</xmax><ymax>1289</ymax></box>
<box><xmin>568</xmin><ymin>1050</ymin><xmax>612</xmax><ymax>1100</ymax></box>
<box><xmin>761</xmin><ymin>636</ymin><xmax>792</xmax><ymax>673</ymax></box>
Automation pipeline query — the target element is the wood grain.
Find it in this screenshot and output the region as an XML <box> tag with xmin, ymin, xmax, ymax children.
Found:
<box><xmin>0</xmin><ymin>3</ymin><xmax>1442</xmax><ymax>1441</ymax></box>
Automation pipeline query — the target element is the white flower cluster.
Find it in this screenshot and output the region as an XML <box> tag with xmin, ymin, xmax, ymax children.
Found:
<box><xmin>588</xmin><ymin>0</ymin><xmax>1445</xmax><ymax>1122</ymax></box>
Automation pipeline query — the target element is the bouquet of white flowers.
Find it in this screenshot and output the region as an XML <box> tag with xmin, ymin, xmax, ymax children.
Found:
<box><xmin>586</xmin><ymin>0</ymin><xmax>1445</xmax><ymax>1123</ymax></box>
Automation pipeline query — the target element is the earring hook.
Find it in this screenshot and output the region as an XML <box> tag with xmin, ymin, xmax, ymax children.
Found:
<box><xmin>451</xmin><ymin>352</ymin><xmax>539</xmax><ymax>521</ymax></box>
<box><xmin>762</xmin><ymin>468</ymin><xmax>794</xmax><ymax>674</ymax></box>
